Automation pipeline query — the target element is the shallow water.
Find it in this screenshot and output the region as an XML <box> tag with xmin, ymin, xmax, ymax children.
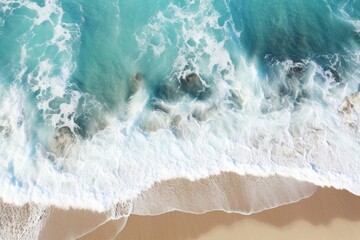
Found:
<box><xmin>0</xmin><ymin>0</ymin><xmax>360</xmax><ymax>237</ymax></box>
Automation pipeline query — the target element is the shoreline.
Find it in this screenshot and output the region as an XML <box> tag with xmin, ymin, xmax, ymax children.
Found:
<box><xmin>82</xmin><ymin>187</ymin><xmax>360</xmax><ymax>240</ymax></box>
<box><xmin>2</xmin><ymin>174</ymin><xmax>360</xmax><ymax>239</ymax></box>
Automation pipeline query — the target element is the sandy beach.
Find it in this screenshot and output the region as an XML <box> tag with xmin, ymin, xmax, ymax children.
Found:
<box><xmin>78</xmin><ymin>188</ymin><xmax>360</xmax><ymax>240</ymax></box>
<box><xmin>3</xmin><ymin>177</ymin><xmax>360</xmax><ymax>239</ymax></box>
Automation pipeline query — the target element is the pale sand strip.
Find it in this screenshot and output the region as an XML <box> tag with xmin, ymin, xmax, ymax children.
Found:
<box><xmin>37</xmin><ymin>172</ymin><xmax>315</xmax><ymax>240</ymax></box>
<box><xmin>130</xmin><ymin>173</ymin><xmax>316</xmax><ymax>215</ymax></box>
<box><xmin>79</xmin><ymin>188</ymin><xmax>360</xmax><ymax>240</ymax></box>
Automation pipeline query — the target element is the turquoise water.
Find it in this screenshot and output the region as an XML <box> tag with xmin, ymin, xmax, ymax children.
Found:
<box><xmin>0</xmin><ymin>0</ymin><xmax>360</xmax><ymax>216</ymax></box>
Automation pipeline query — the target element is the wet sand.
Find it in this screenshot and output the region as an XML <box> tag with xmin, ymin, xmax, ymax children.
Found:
<box><xmin>79</xmin><ymin>188</ymin><xmax>360</xmax><ymax>240</ymax></box>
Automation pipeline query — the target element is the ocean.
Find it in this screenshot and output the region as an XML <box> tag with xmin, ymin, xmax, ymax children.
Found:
<box><xmin>0</xmin><ymin>0</ymin><xmax>360</xmax><ymax>237</ymax></box>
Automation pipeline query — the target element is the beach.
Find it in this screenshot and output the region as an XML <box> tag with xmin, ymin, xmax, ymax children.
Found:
<box><xmin>33</xmin><ymin>173</ymin><xmax>360</xmax><ymax>239</ymax></box>
<box><xmin>4</xmin><ymin>185</ymin><xmax>360</xmax><ymax>239</ymax></box>
<box><xmin>78</xmin><ymin>188</ymin><xmax>360</xmax><ymax>240</ymax></box>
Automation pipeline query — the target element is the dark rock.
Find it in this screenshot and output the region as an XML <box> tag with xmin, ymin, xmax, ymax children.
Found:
<box><xmin>152</xmin><ymin>100</ymin><xmax>171</xmax><ymax>114</ymax></box>
<box><xmin>0</xmin><ymin>125</ymin><xmax>11</xmax><ymax>137</ymax></box>
<box><xmin>192</xmin><ymin>106</ymin><xmax>215</xmax><ymax>122</ymax></box>
<box><xmin>127</xmin><ymin>73</ymin><xmax>143</xmax><ymax>99</ymax></box>
<box><xmin>291</xmin><ymin>66</ymin><xmax>305</xmax><ymax>73</ymax></box>
<box><xmin>133</xmin><ymin>73</ymin><xmax>143</xmax><ymax>87</ymax></box>
<box><xmin>228</xmin><ymin>90</ymin><xmax>243</xmax><ymax>109</ymax></box>
<box><xmin>326</xmin><ymin>68</ymin><xmax>341</xmax><ymax>82</ymax></box>
<box><xmin>180</xmin><ymin>73</ymin><xmax>207</xmax><ymax>98</ymax></box>
<box><xmin>154</xmin><ymin>82</ymin><xmax>182</xmax><ymax>102</ymax></box>
<box><xmin>170</xmin><ymin>114</ymin><xmax>182</xmax><ymax>137</ymax></box>
<box><xmin>170</xmin><ymin>114</ymin><xmax>182</xmax><ymax>128</ymax></box>
<box><xmin>340</xmin><ymin>92</ymin><xmax>360</xmax><ymax>114</ymax></box>
<box><xmin>53</xmin><ymin>126</ymin><xmax>76</xmax><ymax>156</ymax></box>
<box><xmin>287</xmin><ymin>63</ymin><xmax>305</xmax><ymax>78</ymax></box>
<box><xmin>185</xmin><ymin>73</ymin><xmax>201</xmax><ymax>85</ymax></box>
<box><xmin>341</xmin><ymin>98</ymin><xmax>354</xmax><ymax>114</ymax></box>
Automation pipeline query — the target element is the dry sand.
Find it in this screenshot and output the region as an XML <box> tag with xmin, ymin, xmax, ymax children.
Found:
<box><xmin>78</xmin><ymin>188</ymin><xmax>360</xmax><ymax>240</ymax></box>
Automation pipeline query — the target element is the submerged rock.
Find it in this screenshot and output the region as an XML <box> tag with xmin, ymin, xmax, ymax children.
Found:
<box><xmin>192</xmin><ymin>105</ymin><xmax>216</xmax><ymax>122</ymax></box>
<box><xmin>228</xmin><ymin>89</ymin><xmax>243</xmax><ymax>109</ymax></box>
<box><xmin>170</xmin><ymin>114</ymin><xmax>182</xmax><ymax>128</ymax></box>
<box><xmin>53</xmin><ymin>126</ymin><xmax>76</xmax><ymax>156</ymax></box>
<box><xmin>153</xmin><ymin>71</ymin><xmax>212</xmax><ymax>102</ymax></box>
<box><xmin>151</xmin><ymin>100</ymin><xmax>171</xmax><ymax>114</ymax></box>
<box><xmin>185</xmin><ymin>73</ymin><xmax>201</xmax><ymax>85</ymax></box>
<box><xmin>0</xmin><ymin>125</ymin><xmax>11</xmax><ymax>138</ymax></box>
<box><xmin>127</xmin><ymin>72</ymin><xmax>144</xmax><ymax>100</ymax></box>
<box><xmin>287</xmin><ymin>63</ymin><xmax>306</xmax><ymax>78</ymax></box>
<box><xmin>325</xmin><ymin>68</ymin><xmax>341</xmax><ymax>82</ymax></box>
<box><xmin>132</xmin><ymin>73</ymin><xmax>143</xmax><ymax>91</ymax></box>
<box><xmin>180</xmin><ymin>73</ymin><xmax>209</xmax><ymax>99</ymax></box>
<box><xmin>170</xmin><ymin>114</ymin><xmax>182</xmax><ymax>137</ymax></box>
<box><xmin>138</xmin><ymin>110</ymin><xmax>168</xmax><ymax>133</ymax></box>
<box><xmin>339</xmin><ymin>91</ymin><xmax>360</xmax><ymax>131</ymax></box>
<box><xmin>153</xmin><ymin>82</ymin><xmax>181</xmax><ymax>102</ymax></box>
<box><xmin>340</xmin><ymin>92</ymin><xmax>360</xmax><ymax>113</ymax></box>
<box><xmin>291</xmin><ymin>65</ymin><xmax>305</xmax><ymax>74</ymax></box>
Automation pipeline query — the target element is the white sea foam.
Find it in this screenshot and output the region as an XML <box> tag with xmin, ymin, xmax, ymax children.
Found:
<box><xmin>2</xmin><ymin>59</ymin><xmax>359</xmax><ymax>213</ymax></box>
<box><xmin>4</xmin><ymin>0</ymin><xmax>83</xmax><ymax>131</ymax></box>
<box><xmin>0</xmin><ymin>201</ymin><xmax>49</xmax><ymax>240</ymax></box>
<box><xmin>337</xmin><ymin>0</ymin><xmax>360</xmax><ymax>34</ymax></box>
